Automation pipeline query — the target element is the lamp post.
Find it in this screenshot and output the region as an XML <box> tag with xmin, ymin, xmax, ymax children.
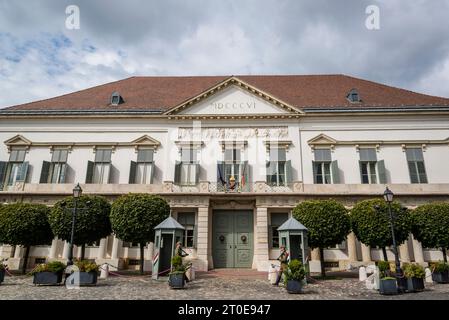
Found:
<box><xmin>383</xmin><ymin>186</ymin><xmax>404</xmax><ymax>291</ymax></box>
<box><xmin>67</xmin><ymin>183</ymin><xmax>82</xmax><ymax>266</ymax></box>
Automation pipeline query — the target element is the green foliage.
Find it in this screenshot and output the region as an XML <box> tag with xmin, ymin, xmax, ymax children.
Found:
<box><xmin>377</xmin><ymin>260</ymin><xmax>393</xmax><ymax>278</ymax></box>
<box><xmin>350</xmin><ymin>199</ymin><xmax>411</xmax><ymax>248</ymax></box>
<box><xmin>74</xmin><ymin>260</ymin><xmax>99</xmax><ymax>273</ymax></box>
<box><xmin>410</xmin><ymin>203</ymin><xmax>449</xmax><ymax>250</ymax></box>
<box><xmin>0</xmin><ymin>203</ymin><xmax>53</xmax><ymax>247</ymax></box>
<box><xmin>32</xmin><ymin>261</ymin><xmax>66</xmax><ymax>274</ymax></box>
<box><xmin>432</xmin><ymin>261</ymin><xmax>449</xmax><ymax>273</ymax></box>
<box><xmin>110</xmin><ymin>194</ymin><xmax>170</xmax><ymax>244</ymax></box>
<box><xmin>283</xmin><ymin>259</ymin><xmax>306</xmax><ymax>282</ymax></box>
<box><xmin>49</xmin><ymin>195</ymin><xmax>111</xmax><ymax>246</ymax></box>
<box><xmin>171</xmin><ymin>255</ymin><xmax>185</xmax><ymax>272</ymax></box>
<box><xmin>403</xmin><ymin>263</ymin><xmax>425</xmax><ymax>279</ymax></box>
<box><xmin>292</xmin><ymin>199</ymin><xmax>350</xmax><ymax>249</ymax></box>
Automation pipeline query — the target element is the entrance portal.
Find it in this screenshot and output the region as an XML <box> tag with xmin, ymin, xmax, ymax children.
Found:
<box><xmin>212</xmin><ymin>210</ymin><xmax>253</xmax><ymax>268</ymax></box>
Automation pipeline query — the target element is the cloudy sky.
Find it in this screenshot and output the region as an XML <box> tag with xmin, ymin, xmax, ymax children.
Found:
<box><xmin>0</xmin><ymin>0</ymin><xmax>449</xmax><ymax>108</ymax></box>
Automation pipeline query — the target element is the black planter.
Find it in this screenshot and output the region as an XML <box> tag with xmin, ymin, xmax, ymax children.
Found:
<box><xmin>0</xmin><ymin>269</ymin><xmax>5</xmax><ymax>284</ymax></box>
<box><xmin>169</xmin><ymin>273</ymin><xmax>185</xmax><ymax>289</ymax></box>
<box><xmin>33</xmin><ymin>271</ymin><xmax>63</xmax><ymax>285</ymax></box>
<box><xmin>379</xmin><ymin>279</ymin><xmax>398</xmax><ymax>295</ymax></box>
<box><xmin>406</xmin><ymin>277</ymin><xmax>425</xmax><ymax>292</ymax></box>
<box><xmin>78</xmin><ymin>271</ymin><xmax>98</xmax><ymax>285</ymax></box>
<box><xmin>432</xmin><ymin>271</ymin><xmax>449</xmax><ymax>284</ymax></box>
<box><xmin>286</xmin><ymin>280</ymin><xmax>303</xmax><ymax>294</ymax></box>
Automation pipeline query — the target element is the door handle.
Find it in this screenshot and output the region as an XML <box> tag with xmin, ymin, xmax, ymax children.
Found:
<box><xmin>229</xmin><ymin>245</ymin><xmax>232</xmax><ymax>249</ymax></box>
<box><xmin>235</xmin><ymin>245</ymin><xmax>237</xmax><ymax>248</ymax></box>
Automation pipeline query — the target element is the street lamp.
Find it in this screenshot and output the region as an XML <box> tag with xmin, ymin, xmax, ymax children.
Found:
<box><xmin>383</xmin><ymin>186</ymin><xmax>404</xmax><ymax>291</ymax></box>
<box><xmin>67</xmin><ymin>183</ymin><xmax>82</xmax><ymax>266</ymax></box>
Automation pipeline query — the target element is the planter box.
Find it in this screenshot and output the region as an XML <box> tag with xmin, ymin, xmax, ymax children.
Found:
<box><xmin>169</xmin><ymin>273</ymin><xmax>185</xmax><ymax>289</ymax></box>
<box><xmin>379</xmin><ymin>279</ymin><xmax>398</xmax><ymax>295</ymax></box>
<box><xmin>406</xmin><ymin>277</ymin><xmax>425</xmax><ymax>292</ymax></box>
<box><xmin>432</xmin><ymin>271</ymin><xmax>449</xmax><ymax>284</ymax></box>
<box><xmin>286</xmin><ymin>280</ymin><xmax>303</xmax><ymax>294</ymax></box>
<box><xmin>0</xmin><ymin>269</ymin><xmax>5</xmax><ymax>284</ymax></box>
<box><xmin>33</xmin><ymin>271</ymin><xmax>63</xmax><ymax>285</ymax></box>
<box><xmin>78</xmin><ymin>271</ymin><xmax>98</xmax><ymax>286</ymax></box>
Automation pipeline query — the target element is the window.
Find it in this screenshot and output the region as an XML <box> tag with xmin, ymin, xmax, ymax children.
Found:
<box><xmin>86</xmin><ymin>149</ymin><xmax>112</xmax><ymax>184</ymax></box>
<box><xmin>358</xmin><ymin>148</ymin><xmax>386</xmax><ymax>184</ymax></box>
<box><xmin>347</xmin><ymin>89</ymin><xmax>361</xmax><ymax>103</ymax></box>
<box><xmin>177</xmin><ymin>212</ymin><xmax>196</xmax><ymax>248</ymax></box>
<box><xmin>266</xmin><ymin>148</ymin><xmax>291</xmax><ymax>186</ymax></box>
<box><xmin>406</xmin><ymin>148</ymin><xmax>428</xmax><ymax>184</ymax></box>
<box><xmin>129</xmin><ymin>149</ymin><xmax>154</xmax><ymax>184</ymax></box>
<box><xmin>110</xmin><ymin>91</ymin><xmax>123</xmax><ymax>106</ymax></box>
<box><xmin>312</xmin><ymin>148</ymin><xmax>339</xmax><ymax>184</ymax></box>
<box><xmin>175</xmin><ymin>147</ymin><xmax>199</xmax><ymax>186</ymax></box>
<box><xmin>269</xmin><ymin>213</ymin><xmax>288</xmax><ymax>248</ymax></box>
<box><xmin>217</xmin><ymin>146</ymin><xmax>249</xmax><ymax>191</ymax></box>
<box><xmin>40</xmin><ymin>149</ymin><xmax>68</xmax><ymax>184</ymax></box>
<box><xmin>0</xmin><ymin>148</ymin><xmax>29</xmax><ymax>190</ymax></box>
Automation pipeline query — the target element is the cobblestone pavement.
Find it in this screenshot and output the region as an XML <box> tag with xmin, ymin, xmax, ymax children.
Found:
<box><xmin>1</xmin><ymin>271</ymin><xmax>448</xmax><ymax>300</ymax></box>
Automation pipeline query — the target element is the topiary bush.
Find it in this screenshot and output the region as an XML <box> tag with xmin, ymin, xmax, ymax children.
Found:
<box><xmin>292</xmin><ymin>199</ymin><xmax>350</xmax><ymax>277</ymax></box>
<box><xmin>110</xmin><ymin>194</ymin><xmax>170</xmax><ymax>274</ymax></box>
<box><xmin>350</xmin><ymin>199</ymin><xmax>411</xmax><ymax>261</ymax></box>
<box><xmin>410</xmin><ymin>202</ymin><xmax>449</xmax><ymax>263</ymax></box>
<box><xmin>283</xmin><ymin>259</ymin><xmax>306</xmax><ymax>283</ymax></box>
<box><xmin>403</xmin><ymin>263</ymin><xmax>425</xmax><ymax>279</ymax></box>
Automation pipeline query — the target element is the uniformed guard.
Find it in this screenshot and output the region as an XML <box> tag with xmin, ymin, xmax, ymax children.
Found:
<box><xmin>175</xmin><ymin>241</ymin><xmax>189</xmax><ymax>258</ymax></box>
<box><xmin>275</xmin><ymin>245</ymin><xmax>289</xmax><ymax>286</ymax></box>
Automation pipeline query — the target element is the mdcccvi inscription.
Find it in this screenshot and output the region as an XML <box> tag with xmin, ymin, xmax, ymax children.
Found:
<box><xmin>212</xmin><ymin>101</ymin><xmax>256</xmax><ymax>111</ymax></box>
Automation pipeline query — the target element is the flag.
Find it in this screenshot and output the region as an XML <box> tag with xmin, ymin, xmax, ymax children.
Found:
<box><xmin>217</xmin><ymin>163</ymin><xmax>226</xmax><ymax>185</ymax></box>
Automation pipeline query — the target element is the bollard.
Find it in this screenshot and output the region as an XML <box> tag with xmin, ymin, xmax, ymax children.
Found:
<box><xmin>425</xmin><ymin>267</ymin><xmax>432</xmax><ymax>283</ymax></box>
<box><xmin>100</xmin><ymin>263</ymin><xmax>109</xmax><ymax>279</ymax></box>
<box><xmin>359</xmin><ymin>266</ymin><xmax>367</xmax><ymax>281</ymax></box>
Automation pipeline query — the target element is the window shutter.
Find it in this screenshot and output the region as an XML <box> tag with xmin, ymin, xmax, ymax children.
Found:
<box><xmin>359</xmin><ymin>160</ymin><xmax>364</xmax><ymax>183</ymax></box>
<box><xmin>266</xmin><ymin>161</ymin><xmax>271</xmax><ymax>184</ymax></box>
<box><xmin>242</xmin><ymin>161</ymin><xmax>249</xmax><ymax>190</ymax></box>
<box><xmin>16</xmin><ymin>161</ymin><xmax>29</xmax><ymax>182</ymax></box>
<box><xmin>39</xmin><ymin>161</ymin><xmax>51</xmax><ymax>184</ymax></box>
<box><xmin>193</xmin><ymin>222</ymin><xmax>198</xmax><ymax>249</ymax></box>
<box><xmin>107</xmin><ymin>164</ymin><xmax>112</xmax><ymax>183</ymax></box>
<box><xmin>59</xmin><ymin>163</ymin><xmax>67</xmax><ymax>183</ymax></box>
<box><xmin>174</xmin><ymin>161</ymin><xmax>181</xmax><ymax>184</ymax></box>
<box><xmin>129</xmin><ymin>161</ymin><xmax>137</xmax><ymax>184</ymax></box>
<box><xmin>86</xmin><ymin>161</ymin><xmax>94</xmax><ymax>184</ymax></box>
<box><xmin>417</xmin><ymin>162</ymin><xmax>428</xmax><ymax>184</ymax></box>
<box><xmin>268</xmin><ymin>225</ymin><xmax>273</xmax><ymax>249</ymax></box>
<box><xmin>330</xmin><ymin>160</ymin><xmax>340</xmax><ymax>184</ymax></box>
<box><xmin>194</xmin><ymin>163</ymin><xmax>200</xmax><ymax>185</ymax></box>
<box><xmin>0</xmin><ymin>161</ymin><xmax>7</xmax><ymax>190</ymax></box>
<box><xmin>377</xmin><ymin>160</ymin><xmax>387</xmax><ymax>184</ymax></box>
<box><xmin>285</xmin><ymin>160</ymin><xmax>292</xmax><ymax>184</ymax></box>
<box><xmin>312</xmin><ymin>161</ymin><xmax>317</xmax><ymax>184</ymax></box>
<box><xmin>217</xmin><ymin>161</ymin><xmax>225</xmax><ymax>185</ymax></box>
<box><xmin>149</xmin><ymin>162</ymin><xmax>155</xmax><ymax>184</ymax></box>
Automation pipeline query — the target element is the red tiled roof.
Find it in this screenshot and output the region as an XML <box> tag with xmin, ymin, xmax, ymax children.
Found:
<box><xmin>4</xmin><ymin>74</ymin><xmax>449</xmax><ymax>112</ymax></box>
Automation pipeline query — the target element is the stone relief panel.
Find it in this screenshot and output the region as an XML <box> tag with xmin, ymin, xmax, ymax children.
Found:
<box><xmin>178</xmin><ymin>127</ymin><xmax>289</xmax><ymax>141</ymax></box>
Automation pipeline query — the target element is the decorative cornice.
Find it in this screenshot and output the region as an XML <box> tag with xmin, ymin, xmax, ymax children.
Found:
<box><xmin>263</xmin><ymin>140</ymin><xmax>293</xmax><ymax>151</ymax></box>
<box><xmin>174</xmin><ymin>140</ymin><xmax>204</xmax><ymax>149</ymax></box>
<box><xmin>219</xmin><ymin>140</ymin><xmax>248</xmax><ymax>151</ymax></box>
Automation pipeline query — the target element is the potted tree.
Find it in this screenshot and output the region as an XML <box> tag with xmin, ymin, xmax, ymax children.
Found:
<box><xmin>404</xmin><ymin>263</ymin><xmax>425</xmax><ymax>292</ymax></box>
<box><xmin>169</xmin><ymin>256</ymin><xmax>186</xmax><ymax>289</ymax></box>
<box><xmin>32</xmin><ymin>261</ymin><xmax>66</xmax><ymax>285</ymax></box>
<box><xmin>71</xmin><ymin>260</ymin><xmax>99</xmax><ymax>285</ymax></box>
<box><xmin>431</xmin><ymin>261</ymin><xmax>449</xmax><ymax>284</ymax></box>
<box><xmin>283</xmin><ymin>259</ymin><xmax>306</xmax><ymax>294</ymax></box>
<box><xmin>378</xmin><ymin>261</ymin><xmax>398</xmax><ymax>295</ymax></box>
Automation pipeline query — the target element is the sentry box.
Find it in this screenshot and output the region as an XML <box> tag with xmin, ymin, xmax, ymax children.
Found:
<box><xmin>152</xmin><ymin>216</ymin><xmax>185</xmax><ymax>280</ymax></box>
<box><xmin>277</xmin><ymin>217</ymin><xmax>309</xmax><ymax>266</ymax></box>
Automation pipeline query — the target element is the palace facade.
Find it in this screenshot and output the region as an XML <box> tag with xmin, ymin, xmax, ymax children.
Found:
<box><xmin>1</xmin><ymin>75</ymin><xmax>449</xmax><ymax>272</ymax></box>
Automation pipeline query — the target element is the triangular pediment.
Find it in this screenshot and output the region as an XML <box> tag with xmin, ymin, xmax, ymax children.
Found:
<box><xmin>130</xmin><ymin>135</ymin><xmax>161</xmax><ymax>148</ymax></box>
<box><xmin>165</xmin><ymin>76</ymin><xmax>303</xmax><ymax>116</ymax></box>
<box><xmin>4</xmin><ymin>134</ymin><xmax>32</xmax><ymax>146</ymax></box>
<box><xmin>307</xmin><ymin>134</ymin><xmax>337</xmax><ymax>145</ymax></box>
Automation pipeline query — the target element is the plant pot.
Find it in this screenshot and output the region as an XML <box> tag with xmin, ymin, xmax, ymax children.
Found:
<box><xmin>379</xmin><ymin>278</ymin><xmax>398</xmax><ymax>295</ymax></box>
<box><xmin>78</xmin><ymin>271</ymin><xmax>98</xmax><ymax>285</ymax></box>
<box><xmin>406</xmin><ymin>277</ymin><xmax>425</xmax><ymax>292</ymax></box>
<box><xmin>169</xmin><ymin>273</ymin><xmax>185</xmax><ymax>289</ymax></box>
<box><xmin>432</xmin><ymin>271</ymin><xmax>449</xmax><ymax>284</ymax></box>
<box><xmin>33</xmin><ymin>271</ymin><xmax>63</xmax><ymax>285</ymax></box>
<box><xmin>286</xmin><ymin>280</ymin><xmax>303</xmax><ymax>294</ymax></box>
<box><xmin>0</xmin><ymin>269</ymin><xmax>5</xmax><ymax>284</ymax></box>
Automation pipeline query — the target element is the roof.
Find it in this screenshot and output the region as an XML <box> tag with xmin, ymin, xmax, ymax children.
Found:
<box><xmin>3</xmin><ymin>74</ymin><xmax>449</xmax><ymax>113</ymax></box>
<box><xmin>154</xmin><ymin>216</ymin><xmax>185</xmax><ymax>230</ymax></box>
<box><xmin>277</xmin><ymin>217</ymin><xmax>308</xmax><ymax>231</ymax></box>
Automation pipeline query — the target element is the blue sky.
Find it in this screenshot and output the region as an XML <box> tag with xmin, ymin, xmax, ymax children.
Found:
<box><xmin>1</xmin><ymin>0</ymin><xmax>449</xmax><ymax>108</ymax></box>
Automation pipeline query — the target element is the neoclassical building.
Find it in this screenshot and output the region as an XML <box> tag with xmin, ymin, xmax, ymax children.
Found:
<box><xmin>1</xmin><ymin>75</ymin><xmax>449</xmax><ymax>272</ymax></box>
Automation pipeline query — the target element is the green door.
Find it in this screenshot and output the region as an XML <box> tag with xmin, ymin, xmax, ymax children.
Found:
<box><xmin>213</xmin><ymin>210</ymin><xmax>253</xmax><ymax>268</ymax></box>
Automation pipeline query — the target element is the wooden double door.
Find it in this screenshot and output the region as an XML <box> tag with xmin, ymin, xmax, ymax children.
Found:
<box><xmin>212</xmin><ymin>210</ymin><xmax>253</xmax><ymax>268</ymax></box>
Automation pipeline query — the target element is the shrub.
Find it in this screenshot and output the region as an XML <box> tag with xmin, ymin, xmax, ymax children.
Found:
<box><xmin>377</xmin><ymin>260</ymin><xmax>393</xmax><ymax>278</ymax></box>
<box><xmin>283</xmin><ymin>259</ymin><xmax>306</xmax><ymax>283</ymax></box>
<box><xmin>432</xmin><ymin>261</ymin><xmax>449</xmax><ymax>273</ymax></box>
<box><xmin>403</xmin><ymin>263</ymin><xmax>425</xmax><ymax>279</ymax></box>
<box><xmin>170</xmin><ymin>256</ymin><xmax>185</xmax><ymax>273</ymax></box>
<box><xmin>32</xmin><ymin>261</ymin><xmax>66</xmax><ymax>274</ymax></box>
<box><xmin>74</xmin><ymin>260</ymin><xmax>99</xmax><ymax>273</ymax></box>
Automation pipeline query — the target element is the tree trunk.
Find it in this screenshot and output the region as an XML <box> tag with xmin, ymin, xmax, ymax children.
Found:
<box><xmin>319</xmin><ymin>247</ymin><xmax>326</xmax><ymax>278</ymax></box>
<box><xmin>22</xmin><ymin>246</ymin><xmax>30</xmax><ymax>275</ymax></box>
<box><xmin>140</xmin><ymin>243</ymin><xmax>145</xmax><ymax>275</ymax></box>
<box><xmin>382</xmin><ymin>247</ymin><xmax>388</xmax><ymax>261</ymax></box>
<box><xmin>442</xmin><ymin>247</ymin><xmax>448</xmax><ymax>263</ymax></box>
<box><xmin>81</xmin><ymin>244</ymin><xmax>86</xmax><ymax>260</ymax></box>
